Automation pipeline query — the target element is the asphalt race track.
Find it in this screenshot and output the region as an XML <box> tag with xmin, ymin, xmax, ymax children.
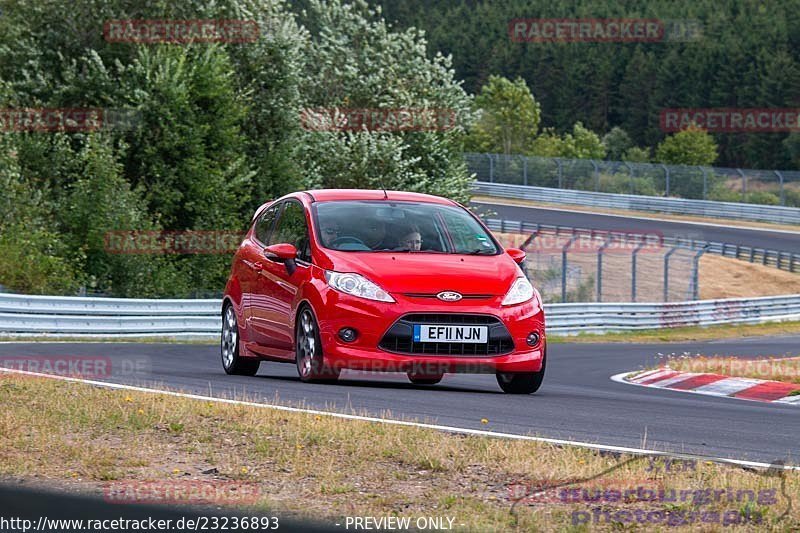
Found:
<box><xmin>472</xmin><ymin>201</ymin><xmax>800</xmax><ymax>254</ymax></box>
<box><xmin>2</xmin><ymin>338</ymin><xmax>797</xmax><ymax>465</ymax></box>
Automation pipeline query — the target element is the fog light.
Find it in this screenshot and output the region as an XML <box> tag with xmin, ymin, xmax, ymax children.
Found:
<box><xmin>338</xmin><ymin>327</ymin><xmax>358</xmax><ymax>343</ymax></box>
<box><xmin>526</xmin><ymin>331</ymin><xmax>541</xmax><ymax>346</ymax></box>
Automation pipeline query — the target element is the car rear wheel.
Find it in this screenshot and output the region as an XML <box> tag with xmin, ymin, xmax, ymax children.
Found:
<box><xmin>296</xmin><ymin>307</ymin><xmax>340</xmax><ymax>383</ymax></box>
<box><xmin>221</xmin><ymin>305</ymin><xmax>260</xmax><ymax>376</ymax></box>
<box><xmin>496</xmin><ymin>351</ymin><xmax>546</xmax><ymax>394</ymax></box>
<box><xmin>407</xmin><ymin>373</ymin><xmax>444</xmax><ymax>385</ymax></box>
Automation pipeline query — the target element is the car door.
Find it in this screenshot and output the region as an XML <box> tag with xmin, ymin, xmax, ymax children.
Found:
<box><xmin>249</xmin><ymin>200</ymin><xmax>313</xmax><ymax>354</ymax></box>
<box><xmin>241</xmin><ymin>203</ymin><xmax>281</xmax><ymax>346</ymax></box>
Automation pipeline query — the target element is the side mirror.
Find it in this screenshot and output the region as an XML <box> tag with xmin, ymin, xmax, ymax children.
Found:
<box><xmin>264</xmin><ymin>243</ymin><xmax>298</xmax><ymax>275</ymax></box>
<box><xmin>506</xmin><ymin>248</ymin><xmax>526</xmax><ymax>265</ymax></box>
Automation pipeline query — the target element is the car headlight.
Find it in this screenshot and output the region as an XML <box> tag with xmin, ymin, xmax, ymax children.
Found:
<box><xmin>502</xmin><ymin>277</ymin><xmax>534</xmax><ymax>306</ymax></box>
<box><xmin>325</xmin><ymin>271</ymin><xmax>395</xmax><ymax>303</ymax></box>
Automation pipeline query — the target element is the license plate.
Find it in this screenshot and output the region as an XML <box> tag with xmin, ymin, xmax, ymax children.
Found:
<box><xmin>413</xmin><ymin>325</ymin><xmax>488</xmax><ymax>344</ymax></box>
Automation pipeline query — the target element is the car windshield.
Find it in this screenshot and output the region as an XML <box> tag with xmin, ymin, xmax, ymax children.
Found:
<box><xmin>314</xmin><ymin>200</ymin><xmax>500</xmax><ymax>254</ymax></box>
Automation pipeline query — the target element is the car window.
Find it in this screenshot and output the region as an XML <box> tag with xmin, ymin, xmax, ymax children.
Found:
<box><xmin>253</xmin><ymin>205</ymin><xmax>279</xmax><ymax>245</ymax></box>
<box><xmin>313</xmin><ymin>200</ymin><xmax>499</xmax><ymax>254</ymax></box>
<box><xmin>272</xmin><ymin>201</ymin><xmax>312</xmax><ymax>263</ymax></box>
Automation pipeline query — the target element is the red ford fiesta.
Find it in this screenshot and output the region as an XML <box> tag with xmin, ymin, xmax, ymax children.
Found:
<box><xmin>221</xmin><ymin>189</ymin><xmax>546</xmax><ymax>393</ymax></box>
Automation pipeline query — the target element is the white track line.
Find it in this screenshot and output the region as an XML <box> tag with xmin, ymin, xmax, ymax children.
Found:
<box><xmin>2</xmin><ymin>367</ymin><xmax>797</xmax><ymax>472</ymax></box>
<box><xmin>476</xmin><ymin>200</ymin><xmax>800</xmax><ymax>236</ymax></box>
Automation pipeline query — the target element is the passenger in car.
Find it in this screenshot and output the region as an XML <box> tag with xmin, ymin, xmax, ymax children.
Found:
<box><xmin>397</xmin><ymin>225</ymin><xmax>423</xmax><ymax>251</ymax></box>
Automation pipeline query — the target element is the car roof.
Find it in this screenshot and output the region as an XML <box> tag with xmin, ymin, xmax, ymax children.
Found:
<box><xmin>297</xmin><ymin>189</ymin><xmax>457</xmax><ymax>205</ymax></box>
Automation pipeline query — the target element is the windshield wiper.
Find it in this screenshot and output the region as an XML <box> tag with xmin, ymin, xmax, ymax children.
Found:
<box><xmin>467</xmin><ymin>249</ymin><xmax>496</xmax><ymax>255</ymax></box>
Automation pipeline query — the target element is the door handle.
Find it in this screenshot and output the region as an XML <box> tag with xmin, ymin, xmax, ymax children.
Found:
<box><xmin>253</xmin><ymin>261</ymin><xmax>264</xmax><ymax>271</ymax></box>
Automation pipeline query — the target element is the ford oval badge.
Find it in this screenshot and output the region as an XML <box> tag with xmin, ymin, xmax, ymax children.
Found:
<box><xmin>437</xmin><ymin>291</ymin><xmax>463</xmax><ymax>302</ymax></box>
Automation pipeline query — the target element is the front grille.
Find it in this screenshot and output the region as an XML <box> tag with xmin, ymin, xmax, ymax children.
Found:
<box><xmin>402</xmin><ymin>293</ymin><xmax>494</xmax><ymax>300</ymax></box>
<box><xmin>379</xmin><ymin>314</ymin><xmax>514</xmax><ymax>356</ymax></box>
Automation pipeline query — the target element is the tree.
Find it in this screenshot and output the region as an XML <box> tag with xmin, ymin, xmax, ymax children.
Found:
<box><xmin>465</xmin><ymin>75</ymin><xmax>541</xmax><ymax>155</ymax></box>
<box><xmin>783</xmin><ymin>133</ymin><xmax>800</xmax><ymax>169</ymax></box>
<box><xmin>603</xmin><ymin>127</ymin><xmax>633</xmax><ymax>160</ymax></box>
<box><xmin>623</xmin><ymin>146</ymin><xmax>651</xmax><ymax>163</ymax></box>
<box><xmin>655</xmin><ymin>126</ymin><xmax>718</xmax><ymax>166</ymax></box>
<box><xmin>298</xmin><ymin>0</ymin><xmax>475</xmax><ymax>203</ymax></box>
<box><xmin>529</xmin><ymin>122</ymin><xmax>606</xmax><ymax>160</ymax></box>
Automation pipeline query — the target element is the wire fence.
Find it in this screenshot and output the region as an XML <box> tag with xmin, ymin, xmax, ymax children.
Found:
<box><xmin>466</xmin><ymin>152</ymin><xmax>800</xmax><ymax>208</ymax></box>
<box><xmin>486</xmin><ymin>220</ymin><xmax>704</xmax><ymax>303</ymax></box>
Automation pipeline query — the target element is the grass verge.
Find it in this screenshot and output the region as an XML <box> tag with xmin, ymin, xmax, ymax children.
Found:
<box><xmin>548</xmin><ymin>320</ymin><xmax>800</xmax><ymax>344</ymax></box>
<box><xmin>0</xmin><ymin>372</ymin><xmax>798</xmax><ymax>531</ymax></box>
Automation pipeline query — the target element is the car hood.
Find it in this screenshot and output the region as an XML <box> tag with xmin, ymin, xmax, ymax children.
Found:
<box><xmin>323</xmin><ymin>251</ymin><xmax>522</xmax><ymax>296</ymax></box>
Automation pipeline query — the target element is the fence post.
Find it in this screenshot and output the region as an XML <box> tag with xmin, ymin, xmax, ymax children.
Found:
<box><xmin>522</xmin><ymin>155</ymin><xmax>528</xmax><ymax>186</ymax></box>
<box><xmin>488</xmin><ymin>153</ymin><xmax>494</xmax><ymax>183</ymax></box>
<box><xmin>631</xmin><ymin>240</ymin><xmax>647</xmax><ymax>302</ymax></box>
<box><xmin>592</xmin><ymin>160</ymin><xmax>600</xmax><ymax>192</ymax></box>
<box><xmin>691</xmin><ymin>246</ymin><xmax>709</xmax><ymax>300</ymax></box>
<box><xmin>554</xmin><ymin>158</ymin><xmax>563</xmax><ymax>188</ymax></box>
<box><xmin>701</xmin><ymin>166</ymin><xmax>708</xmax><ymax>199</ymax></box>
<box><xmin>562</xmin><ymin>235</ymin><xmax>579</xmax><ymax>302</ymax></box>
<box><xmin>597</xmin><ymin>235</ymin><xmax>614</xmax><ymax>302</ymax></box>
<box><xmin>775</xmin><ymin>170</ymin><xmax>785</xmax><ymax>206</ymax></box>
<box><xmin>622</xmin><ymin>162</ymin><xmax>633</xmax><ymax>194</ymax></box>
<box><xmin>663</xmin><ymin>247</ymin><xmax>680</xmax><ymax>302</ymax></box>
<box><xmin>737</xmin><ymin>168</ymin><xmax>746</xmax><ymax>201</ymax></box>
<box><xmin>662</xmin><ymin>165</ymin><xmax>670</xmax><ymax>197</ymax></box>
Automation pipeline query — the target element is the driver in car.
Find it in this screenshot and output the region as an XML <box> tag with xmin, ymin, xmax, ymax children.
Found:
<box><xmin>319</xmin><ymin>222</ymin><xmax>341</xmax><ymax>247</ymax></box>
<box><xmin>362</xmin><ymin>218</ymin><xmax>389</xmax><ymax>250</ymax></box>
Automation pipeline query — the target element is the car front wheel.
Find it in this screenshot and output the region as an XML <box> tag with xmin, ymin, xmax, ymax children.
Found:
<box><xmin>295</xmin><ymin>307</ymin><xmax>340</xmax><ymax>383</ymax></box>
<box><xmin>496</xmin><ymin>351</ymin><xmax>545</xmax><ymax>394</ymax></box>
<box><xmin>221</xmin><ymin>304</ymin><xmax>260</xmax><ymax>376</ymax></box>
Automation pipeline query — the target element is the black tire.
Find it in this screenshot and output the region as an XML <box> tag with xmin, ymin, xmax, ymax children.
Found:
<box><xmin>496</xmin><ymin>349</ymin><xmax>546</xmax><ymax>394</ymax></box>
<box><xmin>407</xmin><ymin>373</ymin><xmax>444</xmax><ymax>385</ymax></box>
<box><xmin>221</xmin><ymin>304</ymin><xmax>260</xmax><ymax>376</ymax></box>
<box><xmin>295</xmin><ymin>306</ymin><xmax>340</xmax><ymax>383</ymax></box>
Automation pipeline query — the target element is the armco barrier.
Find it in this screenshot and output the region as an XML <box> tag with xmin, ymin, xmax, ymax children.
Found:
<box><xmin>473</xmin><ymin>181</ymin><xmax>800</xmax><ymax>225</ymax></box>
<box><xmin>1</xmin><ymin>293</ymin><xmax>799</xmax><ymax>338</ymax></box>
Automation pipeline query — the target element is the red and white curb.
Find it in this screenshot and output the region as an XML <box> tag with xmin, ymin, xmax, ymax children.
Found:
<box><xmin>613</xmin><ymin>368</ymin><xmax>800</xmax><ymax>405</ymax></box>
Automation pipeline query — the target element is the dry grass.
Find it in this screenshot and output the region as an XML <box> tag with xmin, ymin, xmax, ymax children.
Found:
<box><xmin>549</xmin><ymin>320</ymin><xmax>800</xmax><ymax>344</ymax></box>
<box><xmin>659</xmin><ymin>355</ymin><xmax>800</xmax><ymax>386</ymax></box>
<box><xmin>699</xmin><ymin>255</ymin><xmax>800</xmax><ymax>299</ymax></box>
<box><xmin>474</xmin><ymin>195</ymin><xmax>800</xmax><ymax>233</ymax></box>
<box><xmin>0</xmin><ymin>373</ymin><xmax>798</xmax><ymax>531</ymax></box>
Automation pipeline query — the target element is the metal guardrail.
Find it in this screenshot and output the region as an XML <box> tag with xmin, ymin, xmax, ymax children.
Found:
<box><xmin>483</xmin><ymin>218</ymin><xmax>800</xmax><ymax>273</ymax></box>
<box><xmin>473</xmin><ymin>181</ymin><xmax>800</xmax><ymax>225</ymax></box>
<box><xmin>467</xmin><ymin>152</ymin><xmax>800</xmax><ymax>208</ymax></box>
<box><xmin>1</xmin><ymin>293</ymin><xmax>800</xmax><ymax>337</ymax></box>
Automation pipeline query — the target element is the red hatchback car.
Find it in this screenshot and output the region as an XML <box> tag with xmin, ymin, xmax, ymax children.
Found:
<box><xmin>221</xmin><ymin>189</ymin><xmax>546</xmax><ymax>393</ymax></box>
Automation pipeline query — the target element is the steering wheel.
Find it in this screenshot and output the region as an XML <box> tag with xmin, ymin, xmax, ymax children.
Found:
<box><xmin>330</xmin><ymin>236</ymin><xmax>370</xmax><ymax>250</ymax></box>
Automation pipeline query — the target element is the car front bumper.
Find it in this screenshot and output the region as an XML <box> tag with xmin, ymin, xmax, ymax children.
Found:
<box><xmin>315</xmin><ymin>289</ymin><xmax>546</xmax><ymax>374</ymax></box>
